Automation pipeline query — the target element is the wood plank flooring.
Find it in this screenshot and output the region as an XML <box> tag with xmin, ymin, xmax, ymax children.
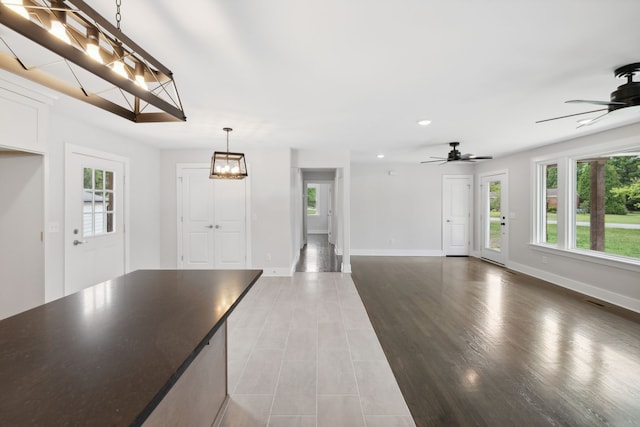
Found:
<box><xmin>351</xmin><ymin>256</ymin><xmax>640</xmax><ymax>427</ymax></box>
<box><xmin>295</xmin><ymin>234</ymin><xmax>342</xmax><ymax>272</ymax></box>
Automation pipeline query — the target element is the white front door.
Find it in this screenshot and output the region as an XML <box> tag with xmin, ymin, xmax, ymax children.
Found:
<box><xmin>179</xmin><ymin>167</ymin><xmax>246</xmax><ymax>269</ymax></box>
<box><xmin>480</xmin><ymin>172</ymin><xmax>508</xmax><ymax>265</ymax></box>
<box><xmin>442</xmin><ymin>175</ymin><xmax>472</xmax><ymax>256</ymax></box>
<box><xmin>65</xmin><ymin>149</ymin><xmax>126</xmax><ymax>295</ymax></box>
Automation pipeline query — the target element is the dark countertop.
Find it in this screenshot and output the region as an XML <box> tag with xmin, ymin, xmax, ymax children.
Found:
<box><xmin>0</xmin><ymin>269</ymin><xmax>262</xmax><ymax>426</ymax></box>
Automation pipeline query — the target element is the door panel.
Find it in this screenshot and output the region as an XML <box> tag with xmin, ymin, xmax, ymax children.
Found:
<box><xmin>65</xmin><ymin>151</ymin><xmax>125</xmax><ymax>295</ymax></box>
<box><xmin>443</xmin><ymin>176</ymin><xmax>471</xmax><ymax>256</ymax></box>
<box><xmin>480</xmin><ymin>173</ymin><xmax>508</xmax><ymax>265</ymax></box>
<box><xmin>214</xmin><ymin>179</ymin><xmax>246</xmax><ymax>269</ymax></box>
<box><xmin>182</xmin><ymin>169</ymin><xmax>214</xmax><ymax>269</ymax></box>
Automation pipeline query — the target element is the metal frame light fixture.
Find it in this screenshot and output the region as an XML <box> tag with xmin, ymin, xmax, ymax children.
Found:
<box><xmin>210</xmin><ymin>127</ymin><xmax>248</xmax><ymax>180</ymax></box>
<box><xmin>0</xmin><ymin>0</ymin><xmax>186</xmax><ymax>122</ymax></box>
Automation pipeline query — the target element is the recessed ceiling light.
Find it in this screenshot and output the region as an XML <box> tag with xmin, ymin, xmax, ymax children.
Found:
<box><xmin>417</xmin><ymin>119</ymin><xmax>432</xmax><ymax>126</ymax></box>
<box><xmin>377</xmin><ymin>154</ymin><xmax>385</xmax><ymax>159</ymax></box>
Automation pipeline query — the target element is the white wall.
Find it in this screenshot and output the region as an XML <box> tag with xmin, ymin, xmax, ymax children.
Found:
<box><xmin>350</xmin><ymin>162</ymin><xmax>470</xmax><ymax>255</ymax></box>
<box><xmin>46</xmin><ymin>112</ymin><xmax>162</xmax><ymax>301</ymax></box>
<box><xmin>159</xmin><ymin>148</ymin><xmax>293</xmax><ymax>275</ymax></box>
<box><xmin>0</xmin><ymin>152</ymin><xmax>44</xmax><ymax>319</ymax></box>
<box><xmin>474</xmin><ymin>122</ymin><xmax>640</xmax><ymax>312</ymax></box>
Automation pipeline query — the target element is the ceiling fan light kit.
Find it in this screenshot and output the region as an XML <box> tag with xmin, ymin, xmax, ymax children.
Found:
<box><xmin>0</xmin><ymin>0</ymin><xmax>186</xmax><ymax>122</ymax></box>
<box><xmin>537</xmin><ymin>62</ymin><xmax>640</xmax><ymax>126</ymax></box>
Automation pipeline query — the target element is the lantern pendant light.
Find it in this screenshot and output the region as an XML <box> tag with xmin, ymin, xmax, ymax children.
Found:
<box><xmin>210</xmin><ymin>127</ymin><xmax>248</xmax><ymax>179</ymax></box>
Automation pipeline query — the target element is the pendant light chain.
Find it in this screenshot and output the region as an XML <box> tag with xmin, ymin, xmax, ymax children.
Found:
<box><xmin>115</xmin><ymin>0</ymin><xmax>122</xmax><ymax>30</ymax></box>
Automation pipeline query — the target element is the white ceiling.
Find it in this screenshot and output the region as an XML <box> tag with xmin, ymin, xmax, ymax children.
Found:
<box><xmin>5</xmin><ymin>0</ymin><xmax>640</xmax><ymax>162</ymax></box>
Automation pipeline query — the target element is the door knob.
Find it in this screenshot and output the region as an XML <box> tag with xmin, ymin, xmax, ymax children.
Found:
<box><xmin>206</xmin><ymin>225</ymin><xmax>214</xmax><ymax>229</ymax></box>
<box><xmin>215</xmin><ymin>225</ymin><xmax>221</xmax><ymax>229</ymax></box>
<box><xmin>73</xmin><ymin>239</ymin><xmax>88</xmax><ymax>246</ymax></box>
<box><xmin>446</xmin><ymin>219</ymin><xmax>451</xmax><ymax>222</ymax></box>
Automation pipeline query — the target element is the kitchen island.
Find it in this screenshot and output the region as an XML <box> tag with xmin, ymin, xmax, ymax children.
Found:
<box><xmin>0</xmin><ymin>269</ymin><xmax>262</xmax><ymax>426</ymax></box>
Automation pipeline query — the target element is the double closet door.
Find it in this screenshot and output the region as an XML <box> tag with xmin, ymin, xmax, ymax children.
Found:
<box><xmin>179</xmin><ymin>167</ymin><xmax>246</xmax><ymax>269</ymax></box>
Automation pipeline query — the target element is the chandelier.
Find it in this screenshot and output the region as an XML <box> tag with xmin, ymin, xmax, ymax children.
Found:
<box><xmin>0</xmin><ymin>0</ymin><xmax>186</xmax><ymax>122</ymax></box>
<box><xmin>210</xmin><ymin>127</ymin><xmax>248</xmax><ymax>180</ymax></box>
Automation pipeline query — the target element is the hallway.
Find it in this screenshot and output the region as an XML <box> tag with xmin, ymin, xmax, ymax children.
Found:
<box><xmin>295</xmin><ymin>234</ymin><xmax>342</xmax><ymax>273</ymax></box>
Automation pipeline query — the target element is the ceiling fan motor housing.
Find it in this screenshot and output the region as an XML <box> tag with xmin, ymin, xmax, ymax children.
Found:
<box><xmin>610</xmin><ymin>63</ymin><xmax>640</xmax><ymax>111</ymax></box>
<box><xmin>447</xmin><ymin>142</ymin><xmax>461</xmax><ymax>161</ymax></box>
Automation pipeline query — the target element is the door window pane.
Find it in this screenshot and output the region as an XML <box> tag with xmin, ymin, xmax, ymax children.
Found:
<box><xmin>488</xmin><ymin>181</ymin><xmax>501</xmax><ymax>251</ymax></box>
<box><xmin>82</xmin><ymin>168</ymin><xmax>116</xmax><ymax>237</ymax></box>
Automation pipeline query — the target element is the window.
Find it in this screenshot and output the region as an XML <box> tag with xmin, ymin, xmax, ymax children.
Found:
<box><xmin>83</xmin><ymin>167</ymin><xmax>115</xmax><ymax>237</ymax></box>
<box><xmin>307</xmin><ymin>184</ymin><xmax>318</xmax><ymax>215</ymax></box>
<box><xmin>573</xmin><ymin>153</ymin><xmax>640</xmax><ymax>259</ymax></box>
<box><xmin>538</xmin><ymin>163</ymin><xmax>558</xmax><ymax>245</ymax></box>
<box><xmin>534</xmin><ymin>148</ymin><xmax>640</xmax><ymax>264</ymax></box>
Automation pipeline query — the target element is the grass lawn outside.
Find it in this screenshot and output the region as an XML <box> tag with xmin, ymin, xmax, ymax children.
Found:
<box><xmin>541</xmin><ymin>224</ymin><xmax>640</xmax><ymax>258</ymax></box>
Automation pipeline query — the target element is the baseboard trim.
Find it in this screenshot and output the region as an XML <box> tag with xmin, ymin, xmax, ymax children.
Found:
<box><xmin>507</xmin><ymin>260</ymin><xmax>640</xmax><ymax>314</ymax></box>
<box><xmin>350</xmin><ymin>249</ymin><xmax>444</xmax><ymax>257</ymax></box>
<box><xmin>260</xmin><ymin>267</ymin><xmax>294</xmax><ymax>277</ymax></box>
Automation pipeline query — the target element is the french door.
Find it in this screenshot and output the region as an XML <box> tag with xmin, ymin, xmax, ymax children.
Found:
<box><xmin>480</xmin><ymin>172</ymin><xmax>508</xmax><ymax>265</ymax></box>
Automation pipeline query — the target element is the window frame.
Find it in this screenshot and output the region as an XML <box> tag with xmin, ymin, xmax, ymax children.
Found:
<box><xmin>530</xmin><ymin>140</ymin><xmax>640</xmax><ymax>272</ymax></box>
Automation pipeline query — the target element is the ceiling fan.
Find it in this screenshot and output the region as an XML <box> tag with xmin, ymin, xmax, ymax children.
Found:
<box><xmin>420</xmin><ymin>142</ymin><xmax>493</xmax><ymax>164</ymax></box>
<box><xmin>536</xmin><ymin>62</ymin><xmax>640</xmax><ymax>126</ymax></box>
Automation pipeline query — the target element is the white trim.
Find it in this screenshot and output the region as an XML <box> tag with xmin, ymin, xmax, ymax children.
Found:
<box><xmin>350</xmin><ymin>249</ymin><xmax>445</xmax><ymax>256</ymax></box>
<box><xmin>64</xmin><ymin>144</ymin><xmax>131</xmax><ymax>289</ymax></box>
<box><xmin>261</xmin><ymin>267</ymin><xmax>294</xmax><ymax>277</ymax></box>
<box><xmin>529</xmin><ymin>243</ymin><xmax>640</xmax><ymax>272</ymax></box>
<box><xmin>508</xmin><ymin>260</ymin><xmax>640</xmax><ymax>314</ymax></box>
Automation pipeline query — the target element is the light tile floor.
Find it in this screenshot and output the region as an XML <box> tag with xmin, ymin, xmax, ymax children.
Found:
<box><xmin>218</xmin><ymin>273</ymin><xmax>415</xmax><ymax>427</ymax></box>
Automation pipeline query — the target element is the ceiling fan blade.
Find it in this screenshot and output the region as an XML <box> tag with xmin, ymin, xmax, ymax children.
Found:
<box><xmin>576</xmin><ymin>111</ymin><xmax>610</xmax><ymax>128</ymax></box>
<box><xmin>420</xmin><ymin>159</ymin><xmax>448</xmax><ymax>164</ymax></box>
<box><xmin>536</xmin><ymin>108</ymin><xmax>608</xmax><ymax>124</ymax></box>
<box><xmin>460</xmin><ymin>154</ymin><xmax>493</xmax><ymax>161</ymax></box>
<box><xmin>566</xmin><ymin>100</ymin><xmax>626</xmax><ymax>106</ymax></box>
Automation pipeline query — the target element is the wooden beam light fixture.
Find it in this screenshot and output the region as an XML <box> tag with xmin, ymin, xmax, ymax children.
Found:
<box><xmin>0</xmin><ymin>0</ymin><xmax>186</xmax><ymax>122</ymax></box>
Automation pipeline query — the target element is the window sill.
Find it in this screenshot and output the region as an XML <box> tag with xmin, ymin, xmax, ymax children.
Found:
<box><xmin>529</xmin><ymin>243</ymin><xmax>640</xmax><ymax>273</ymax></box>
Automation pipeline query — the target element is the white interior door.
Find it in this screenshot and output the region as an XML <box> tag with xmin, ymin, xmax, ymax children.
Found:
<box><xmin>480</xmin><ymin>172</ymin><xmax>508</xmax><ymax>265</ymax></box>
<box><xmin>181</xmin><ymin>168</ymin><xmax>215</xmax><ymax>269</ymax></box>
<box><xmin>179</xmin><ymin>167</ymin><xmax>246</xmax><ymax>269</ymax></box>
<box><xmin>443</xmin><ymin>175</ymin><xmax>471</xmax><ymax>256</ymax></box>
<box><xmin>65</xmin><ymin>150</ymin><xmax>125</xmax><ymax>295</ymax></box>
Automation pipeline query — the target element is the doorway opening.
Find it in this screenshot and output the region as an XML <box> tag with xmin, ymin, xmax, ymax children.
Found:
<box><xmin>297</xmin><ymin>171</ymin><xmax>341</xmax><ymax>272</ymax></box>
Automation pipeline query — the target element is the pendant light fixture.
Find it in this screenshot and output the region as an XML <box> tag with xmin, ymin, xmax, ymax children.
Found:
<box><xmin>0</xmin><ymin>0</ymin><xmax>186</xmax><ymax>122</ymax></box>
<box><xmin>210</xmin><ymin>127</ymin><xmax>248</xmax><ymax>180</ymax></box>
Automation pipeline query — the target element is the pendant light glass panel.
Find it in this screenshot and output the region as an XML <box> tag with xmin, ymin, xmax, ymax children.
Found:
<box><xmin>210</xmin><ymin>151</ymin><xmax>248</xmax><ymax>179</ymax></box>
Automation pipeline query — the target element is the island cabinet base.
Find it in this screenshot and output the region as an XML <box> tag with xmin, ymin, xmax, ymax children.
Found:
<box><xmin>143</xmin><ymin>322</ymin><xmax>228</xmax><ymax>427</ymax></box>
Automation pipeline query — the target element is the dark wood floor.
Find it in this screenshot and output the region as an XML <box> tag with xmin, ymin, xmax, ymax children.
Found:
<box><xmin>351</xmin><ymin>256</ymin><xmax>640</xmax><ymax>427</ymax></box>
<box><xmin>295</xmin><ymin>234</ymin><xmax>342</xmax><ymax>272</ymax></box>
